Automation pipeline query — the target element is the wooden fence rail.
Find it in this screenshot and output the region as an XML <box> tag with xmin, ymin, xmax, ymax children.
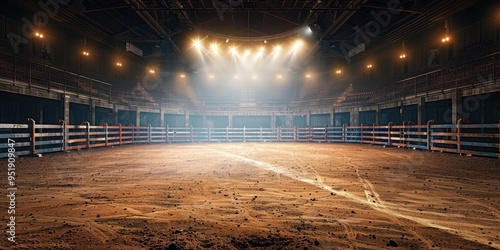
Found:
<box><xmin>0</xmin><ymin>119</ymin><xmax>499</xmax><ymax>159</ymax></box>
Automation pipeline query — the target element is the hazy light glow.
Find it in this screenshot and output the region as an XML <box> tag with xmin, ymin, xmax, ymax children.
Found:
<box><xmin>193</xmin><ymin>39</ymin><xmax>202</xmax><ymax>49</ymax></box>
<box><xmin>189</xmin><ymin>37</ymin><xmax>309</xmax><ymax>85</ymax></box>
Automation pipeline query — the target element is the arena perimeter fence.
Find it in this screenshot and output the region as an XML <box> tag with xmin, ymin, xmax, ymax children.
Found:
<box><xmin>1</xmin><ymin>118</ymin><xmax>499</xmax><ymax>159</ymax></box>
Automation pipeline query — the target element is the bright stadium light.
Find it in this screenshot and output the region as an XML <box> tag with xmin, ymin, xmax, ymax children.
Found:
<box><xmin>210</xmin><ymin>42</ymin><xmax>219</xmax><ymax>53</ymax></box>
<box><xmin>274</xmin><ymin>45</ymin><xmax>282</xmax><ymax>53</ymax></box>
<box><xmin>293</xmin><ymin>40</ymin><xmax>303</xmax><ymax>51</ymax></box>
<box><xmin>193</xmin><ymin>39</ymin><xmax>202</xmax><ymax>49</ymax></box>
<box><xmin>230</xmin><ymin>46</ymin><xmax>237</xmax><ymax>55</ymax></box>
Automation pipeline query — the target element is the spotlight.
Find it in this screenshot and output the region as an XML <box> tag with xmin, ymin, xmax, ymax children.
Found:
<box><xmin>276</xmin><ymin>75</ymin><xmax>282</xmax><ymax>79</ymax></box>
<box><xmin>441</xmin><ymin>36</ymin><xmax>450</xmax><ymax>43</ymax></box>
<box><xmin>180</xmin><ymin>74</ymin><xmax>186</xmax><ymax>78</ymax></box>
<box><xmin>234</xmin><ymin>75</ymin><xmax>239</xmax><ymax>79</ymax></box>
<box><xmin>306</xmin><ymin>74</ymin><xmax>311</xmax><ymax>78</ymax></box>
<box><xmin>230</xmin><ymin>46</ymin><xmax>237</xmax><ymax>55</ymax></box>
<box><xmin>82</xmin><ymin>51</ymin><xmax>89</xmax><ymax>56</ymax></box>
<box><xmin>226</xmin><ymin>39</ymin><xmax>229</xmax><ymax>43</ymax></box>
<box><xmin>210</xmin><ymin>43</ymin><xmax>218</xmax><ymax>53</ymax></box>
<box><xmin>366</xmin><ymin>64</ymin><xmax>373</xmax><ymax>69</ymax></box>
<box><xmin>244</xmin><ymin>50</ymin><xmax>250</xmax><ymax>57</ymax></box>
<box><xmin>208</xmin><ymin>75</ymin><xmax>214</xmax><ymax>79</ymax></box>
<box><xmin>273</xmin><ymin>45</ymin><xmax>282</xmax><ymax>54</ymax></box>
<box><xmin>252</xmin><ymin>75</ymin><xmax>257</xmax><ymax>79</ymax></box>
<box><xmin>304</xmin><ymin>26</ymin><xmax>313</xmax><ymax>35</ymax></box>
<box><xmin>335</xmin><ymin>70</ymin><xmax>342</xmax><ymax>74</ymax></box>
<box><xmin>35</xmin><ymin>32</ymin><xmax>44</xmax><ymax>38</ymax></box>
<box><xmin>293</xmin><ymin>40</ymin><xmax>303</xmax><ymax>50</ymax></box>
<box><xmin>193</xmin><ymin>39</ymin><xmax>202</xmax><ymax>49</ymax></box>
<box><xmin>399</xmin><ymin>54</ymin><xmax>406</xmax><ymax>59</ymax></box>
<box><xmin>264</xmin><ymin>40</ymin><xmax>267</xmax><ymax>44</ymax></box>
<box><xmin>149</xmin><ymin>69</ymin><xmax>155</xmax><ymax>74</ymax></box>
<box><xmin>116</xmin><ymin>62</ymin><xmax>122</xmax><ymax>67</ymax></box>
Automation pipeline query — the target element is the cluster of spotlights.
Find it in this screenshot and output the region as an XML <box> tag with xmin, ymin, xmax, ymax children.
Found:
<box><xmin>399</xmin><ymin>53</ymin><xmax>406</xmax><ymax>59</ymax></box>
<box><xmin>35</xmin><ymin>32</ymin><xmax>44</xmax><ymax>38</ymax></box>
<box><xmin>441</xmin><ymin>36</ymin><xmax>450</xmax><ymax>43</ymax></box>
<box><xmin>366</xmin><ymin>64</ymin><xmax>373</xmax><ymax>69</ymax></box>
<box><xmin>203</xmin><ymin>74</ymin><xmax>287</xmax><ymax>80</ymax></box>
<box><xmin>192</xmin><ymin>39</ymin><xmax>304</xmax><ymax>56</ymax></box>
<box><xmin>116</xmin><ymin>62</ymin><xmax>122</xmax><ymax>67</ymax></box>
<box><xmin>82</xmin><ymin>51</ymin><xmax>90</xmax><ymax>56</ymax></box>
<box><xmin>335</xmin><ymin>70</ymin><xmax>342</xmax><ymax>74</ymax></box>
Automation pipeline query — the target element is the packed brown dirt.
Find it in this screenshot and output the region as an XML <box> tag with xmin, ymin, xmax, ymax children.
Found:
<box><xmin>2</xmin><ymin>143</ymin><xmax>500</xmax><ymax>249</ymax></box>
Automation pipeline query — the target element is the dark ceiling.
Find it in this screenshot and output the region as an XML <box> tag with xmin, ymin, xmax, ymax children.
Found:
<box><xmin>12</xmin><ymin>0</ymin><xmax>482</xmax><ymax>64</ymax></box>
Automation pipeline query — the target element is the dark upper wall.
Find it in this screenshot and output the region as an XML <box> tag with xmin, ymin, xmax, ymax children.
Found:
<box><xmin>0</xmin><ymin>1</ymin><xmax>181</xmax><ymax>91</ymax></box>
<box><xmin>317</xmin><ymin>0</ymin><xmax>499</xmax><ymax>92</ymax></box>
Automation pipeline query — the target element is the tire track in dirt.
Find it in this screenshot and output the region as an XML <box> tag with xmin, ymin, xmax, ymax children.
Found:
<box><xmin>214</xmin><ymin>150</ymin><xmax>500</xmax><ymax>249</ymax></box>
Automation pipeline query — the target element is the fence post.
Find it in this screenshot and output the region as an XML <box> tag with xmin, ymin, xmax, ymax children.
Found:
<box><xmin>166</xmin><ymin>124</ymin><xmax>170</xmax><ymax>143</ymax></box>
<box><xmin>360</xmin><ymin>124</ymin><xmax>364</xmax><ymax>144</ymax></box>
<box><xmin>84</xmin><ymin>121</ymin><xmax>90</xmax><ymax>149</ymax></box>
<box><xmin>28</xmin><ymin>118</ymin><xmax>36</xmax><ymax>156</ymax></box>
<box><xmin>342</xmin><ymin>124</ymin><xmax>347</xmax><ymax>142</ymax></box>
<box><xmin>226</xmin><ymin>126</ymin><xmax>229</xmax><ymax>142</ymax></box>
<box><xmin>402</xmin><ymin>121</ymin><xmax>407</xmax><ymax>148</ymax></box>
<box><xmin>294</xmin><ymin>126</ymin><xmax>298</xmax><ymax>142</ymax></box>
<box><xmin>148</xmin><ymin>124</ymin><xmax>152</xmax><ymax>144</ymax></box>
<box><xmin>324</xmin><ymin>125</ymin><xmax>328</xmax><ymax>142</ymax></box>
<box><xmin>278</xmin><ymin>126</ymin><xmax>281</xmax><ymax>142</ymax></box>
<box><xmin>59</xmin><ymin>120</ymin><xmax>67</xmax><ymax>152</ymax></box>
<box><xmin>190</xmin><ymin>126</ymin><xmax>194</xmax><ymax>143</ymax></box>
<box><xmin>372</xmin><ymin>123</ymin><xmax>376</xmax><ymax>145</ymax></box>
<box><xmin>260</xmin><ymin>127</ymin><xmax>263</xmax><ymax>141</ymax></box>
<box><xmin>243</xmin><ymin>126</ymin><xmax>246</xmax><ymax>142</ymax></box>
<box><xmin>387</xmin><ymin>122</ymin><xmax>393</xmax><ymax>146</ymax></box>
<box><xmin>119</xmin><ymin>123</ymin><xmax>122</xmax><ymax>145</ymax></box>
<box><xmin>131</xmin><ymin>125</ymin><xmax>135</xmax><ymax>144</ymax></box>
<box><xmin>457</xmin><ymin>118</ymin><xmax>463</xmax><ymax>155</ymax></box>
<box><xmin>104</xmin><ymin>123</ymin><xmax>108</xmax><ymax>147</ymax></box>
<box><xmin>207</xmin><ymin>125</ymin><xmax>210</xmax><ymax>142</ymax></box>
<box><xmin>427</xmin><ymin>120</ymin><xmax>434</xmax><ymax>151</ymax></box>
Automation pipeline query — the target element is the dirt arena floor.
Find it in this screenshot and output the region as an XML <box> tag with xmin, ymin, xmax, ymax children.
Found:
<box><xmin>2</xmin><ymin>142</ymin><xmax>500</xmax><ymax>249</ymax></box>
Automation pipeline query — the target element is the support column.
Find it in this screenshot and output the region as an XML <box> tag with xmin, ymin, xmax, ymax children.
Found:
<box><xmin>374</xmin><ymin>105</ymin><xmax>380</xmax><ymax>125</ymax></box>
<box><xmin>113</xmin><ymin>104</ymin><xmax>119</xmax><ymax>126</ymax></box>
<box><xmin>136</xmin><ymin>108</ymin><xmax>141</xmax><ymax>126</ymax></box>
<box><xmin>89</xmin><ymin>99</ymin><xmax>96</xmax><ymax>125</ymax></box>
<box><xmin>202</xmin><ymin>113</ymin><xmax>207</xmax><ymax>127</ymax></box>
<box><xmin>286</xmin><ymin>115</ymin><xmax>293</xmax><ymax>128</ymax></box>
<box><xmin>417</xmin><ymin>97</ymin><xmax>426</xmax><ymax>125</ymax></box>
<box><xmin>306</xmin><ymin>110</ymin><xmax>311</xmax><ymax>127</ymax></box>
<box><xmin>350</xmin><ymin>108</ymin><xmax>359</xmax><ymax>126</ymax></box>
<box><xmin>62</xmin><ymin>95</ymin><xmax>70</xmax><ymax>125</ymax></box>
<box><xmin>228</xmin><ymin>113</ymin><xmax>233</xmax><ymax>128</ymax></box>
<box><xmin>451</xmin><ymin>90</ymin><xmax>462</xmax><ymax>124</ymax></box>
<box><xmin>160</xmin><ymin>105</ymin><xmax>165</xmax><ymax>127</ymax></box>
<box><xmin>330</xmin><ymin>108</ymin><xmax>335</xmax><ymax>127</ymax></box>
<box><xmin>184</xmin><ymin>111</ymin><xmax>190</xmax><ymax>127</ymax></box>
<box><xmin>271</xmin><ymin>113</ymin><xmax>276</xmax><ymax>129</ymax></box>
